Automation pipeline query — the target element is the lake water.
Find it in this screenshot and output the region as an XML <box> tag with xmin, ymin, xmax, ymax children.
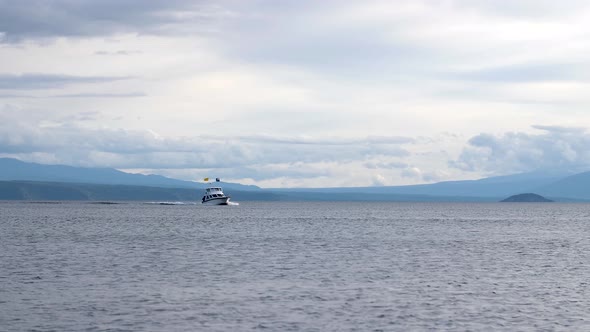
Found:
<box><xmin>1</xmin><ymin>201</ymin><xmax>590</xmax><ymax>331</ymax></box>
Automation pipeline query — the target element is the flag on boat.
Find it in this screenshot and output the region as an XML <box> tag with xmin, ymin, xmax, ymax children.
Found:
<box><xmin>203</xmin><ymin>177</ymin><xmax>209</xmax><ymax>182</ymax></box>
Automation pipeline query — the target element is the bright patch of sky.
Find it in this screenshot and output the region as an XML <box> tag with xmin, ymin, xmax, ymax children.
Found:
<box><xmin>1</xmin><ymin>0</ymin><xmax>590</xmax><ymax>187</ymax></box>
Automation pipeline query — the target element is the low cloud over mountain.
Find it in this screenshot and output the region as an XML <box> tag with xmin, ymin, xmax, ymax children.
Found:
<box><xmin>453</xmin><ymin>125</ymin><xmax>590</xmax><ymax>174</ymax></box>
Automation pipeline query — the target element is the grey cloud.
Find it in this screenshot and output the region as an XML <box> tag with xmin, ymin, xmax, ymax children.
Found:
<box><xmin>531</xmin><ymin>125</ymin><xmax>587</xmax><ymax>134</ymax></box>
<box><xmin>451</xmin><ymin>126</ymin><xmax>590</xmax><ymax>174</ymax></box>
<box><xmin>364</xmin><ymin>136</ymin><xmax>416</xmax><ymax>144</ymax></box>
<box><xmin>364</xmin><ymin>161</ymin><xmax>408</xmax><ymax>170</ymax></box>
<box><xmin>219</xmin><ymin>2</ymin><xmax>431</xmax><ymax>77</ymax></box>
<box><xmin>228</xmin><ymin>134</ymin><xmax>414</xmax><ymax>146</ymax></box>
<box><xmin>454</xmin><ymin>0</ymin><xmax>590</xmax><ymax>19</ymax></box>
<box><xmin>400</xmin><ymin>167</ymin><xmax>422</xmax><ymax>179</ymax></box>
<box><xmin>217</xmin><ymin>0</ymin><xmax>590</xmax><ymax>90</ymax></box>
<box><xmin>0</xmin><ymin>93</ymin><xmax>37</xmax><ymax>98</ymax></box>
<box><xmin>50</xmin><ymin>92</ymin><xmax>146</xmax><ymax>98</ymax></box>
<box><xmin>1</xmin><ymin>0</ymin><xmax>433</xmax><ymax>81</ymax></box>
<box><xmin>72</xmin><ymin>111</ymin><xmax>100</xmax><ymax>122</ymax></box>
<box><xmin>0</xmin><ymin>91</ymin><xmax>144</xmax><ymax>98</ymax></box>
<box><xmin>399</xmin><ymin>167</ymin><xmax>444</xmax><ymax>183</ymax></box>
<box><xmin>205</xmin><ymin>164</ymin><xmax>334</xmax><ymax>182</ymax></box>
<box><xmin>94</xmin><ymin>50</ymin><xmax>143</xmax><ymax>56</ymax></box>
<box><xmin>0</xmin><ymin>73</ymin><xmax>130</xmax><ymax>90</ymax></box>
<box><xmin>451</xmin><ymin>63</ymin><xmax>590</xmax><ymax>83</ymax></box>
<box><xmin>0</xmin><ymin>113</ymin><xmax>414</xmax><ymax>170</ymax></box>
<box><xmin>217</xmin><ymin>0</ymin><xmax>589</xmax><ymax>80</ymax></box>
<box><xmin>0</xmin><ymin>0</ymin><xmax>222</xmax><ymax>42</ymax></box>
<box><xmin>227</xmin><ymin>27</ymin><xmax>424</xmax><ymax>75</ymax></box>
<box><xmin>422</xmin><ymin>172</ymin><xmax>441</xmax><ymax>183</ymax></box>
<box><xmin>127</xmin><ymin>162</ymin><xmax>337</xmax><ymax>184</ymax></box>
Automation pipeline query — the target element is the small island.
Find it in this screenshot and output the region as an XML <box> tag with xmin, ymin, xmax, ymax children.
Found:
<box><xmin>501</xmin><ymin>193</ymin><xmax>553</xmax><ymax>202</ymax></box>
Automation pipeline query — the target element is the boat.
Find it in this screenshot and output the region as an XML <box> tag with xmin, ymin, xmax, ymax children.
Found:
<box><xmin>201</xmin><ymin>187</ymin><xmax>231</xmax><ymax>205</ymax></box>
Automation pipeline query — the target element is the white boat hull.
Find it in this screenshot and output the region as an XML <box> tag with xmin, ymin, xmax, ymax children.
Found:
<box><xmin>202</xmin><ymin>197</ymin><xmax>230</xmax><ymax>205</ymax></box>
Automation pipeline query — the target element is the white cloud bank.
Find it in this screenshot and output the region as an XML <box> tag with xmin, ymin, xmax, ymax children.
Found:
<box><xmin>453</xmin><ymin>125</ymin><xmax>590</xmax><ymax>175</ymax></box>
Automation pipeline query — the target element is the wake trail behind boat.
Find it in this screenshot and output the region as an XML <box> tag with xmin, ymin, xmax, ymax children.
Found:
<box><xmin>144</xmin><ymin>202</ymin><xmax>197</xmax><ymax>205</ymax></box>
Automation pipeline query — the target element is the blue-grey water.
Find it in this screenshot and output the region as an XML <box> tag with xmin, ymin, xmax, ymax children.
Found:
<box><xmin>1</xmin><ymin>201</ymin><xmax>590</xmax><ymax>331</ymax></box>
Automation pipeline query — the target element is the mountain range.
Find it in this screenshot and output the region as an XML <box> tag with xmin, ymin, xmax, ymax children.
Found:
<box><xmin>0</xmin><ymin>158</ymin><xmax>259</xmax><ymax>191</ymax></box>
<box><xmin>1</xmin><ymin>158</ymin><xmax>589</xmax><ymax>201</ymax></box>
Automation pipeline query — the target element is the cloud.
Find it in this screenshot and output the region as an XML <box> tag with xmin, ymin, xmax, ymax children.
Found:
<box><xmin>2</xmin><ymin>1</ymin><xmax>590</xmax><ymax>187</ymax></box>
<box><xmin>94</xmin><ymin>50</ymin><xmax>143</xmax><ymax>56</ymax></box>
<box><xmin>531</xmin><ymin>124</ymin><xmax>587</xmax><ymax>134</ymax></box>
<box><xmin>50</xmin><ymin>92</ymin><xmax>146</xmax><ymax>98</ymax></box>
<box><xmin>217</xmin><ymin>1</ymin><xmax>590</xmax><ymax>74</ymax></box>
<box><xmin>0</xmin><ymin>103</ymin><xmax>437</xmax><ymax>187</ymax></box>
<box><xmin>450</xmin><ymin>62</ymin><xmax>590</xmax><ymax>83</ymax></box>
<box><xmin>0</xmin><ymin>0</ymin><xmax>229</xmax><ymax>43</ymax></box>
<box><xmin>0</xmin><ymin>73</ymin><xmax>130</xmax><ymax>90</ymax></box>
<box><xmin>364</xmin><ymin>161</ymin><xmax>408</xmax><ymax>169</ymax></box>
<box><xmin>454</xmin><ymin>0</ymin><xmax>590</xmax><ymax>19</ymax></box>
<box><xmin>0</xmin><ymin>93</ymin><xmax>37</xmax><ymax>98</ymax></box>
<box><xmin>217</xmin><ymin>1</ymin><xmax>435</xmax><ymax>79</ymax></box>
<box><xmin>3</xmin><ymin>0</ymin><xmax>587</xmax><ymax>46</ymax></box>
<box><xmin>452</xmin><ymin>125</ymin><xmax>590</xmax><ymax>174</ymax></box>
<box><xmin>231</xmin><ymin>134</ymin><xmax>414</xmax><ymax>146</ymax></box>
<box><xmin>0</xmin><ymin>110</ymin><xmax>414</xmax><ymax>169</ymax></box>
<box><xmin>401</xmin><ymin>167</ymin><xmax>423</xmax><ymax>179</ymax></box>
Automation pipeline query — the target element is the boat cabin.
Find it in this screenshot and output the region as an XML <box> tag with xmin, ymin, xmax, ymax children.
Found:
<box><xmin>205</xmin><ymin>187</ymin><xmax>223</xmax><ymax>195</ymax></box>
<box><xmin>201</xmin><ymin>186</ymin><xmax>230</xmax><ymax>205</ymax></box>
<box><xmin>203</xmin><ymin>187</ymin><xmax>226</xmax><ymax>200</ymax></box>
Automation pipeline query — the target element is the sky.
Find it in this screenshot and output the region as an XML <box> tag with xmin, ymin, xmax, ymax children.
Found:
<box><xmin>2</xmin><ymin>0</ymin><xmax>590</xmax><ymax>188</ymax></box>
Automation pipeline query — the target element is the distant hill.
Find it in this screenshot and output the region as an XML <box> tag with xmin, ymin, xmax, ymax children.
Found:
<box><xmin>535</xmin><ymin>171</ymin><xmax>590</xmax><ymax>200</ymax></box>
<box><xmin>271</xmin><ymin>190</ymin><xmax>498</xmax><ymax>202</ymax></box>
<box><xmin>0</xmin><ymin>180</ymin><xmax>502</xmax><ymax>202</ymax></box>
<box><xmin>0</xmin><ymin>158</ymin><xmax>259</xmax><ymax>191</ymax></box>
<box><xmin>2</xmin><ymin>158</ymin><xmax>590</xmax><ymax>201</ymax></box>
<box><xmin>271</xmin><ymin>170</ymin><xmax>570</xmax><ymax>198</ymax></box>
<box><xmin>501</xmin><ymin>193</ymin><xmax>553</xmax><ymax>202</ymax></box>
<box><xmin>0</xmin><ymin>181</ymin><xmax>276</xmax><ymax>201</ymax></box>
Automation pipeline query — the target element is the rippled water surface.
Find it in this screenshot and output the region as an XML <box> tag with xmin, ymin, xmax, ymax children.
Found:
<box><xmin>2</xmin><ymin>201</ymin><xmax>590</xmax><ymax>331</ymax></box>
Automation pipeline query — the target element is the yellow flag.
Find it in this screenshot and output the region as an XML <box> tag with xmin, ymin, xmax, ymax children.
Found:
<box><xmin>203</xmin><ymin>177</ymin><xmax>209</xmax><ymax>182</ymax></box>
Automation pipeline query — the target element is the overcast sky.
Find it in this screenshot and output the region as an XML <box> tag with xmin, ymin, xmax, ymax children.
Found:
<box><xmin>2</xmin><ymin>0</ymin><xmax>590</xmax><ymax>187</ymax></box>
